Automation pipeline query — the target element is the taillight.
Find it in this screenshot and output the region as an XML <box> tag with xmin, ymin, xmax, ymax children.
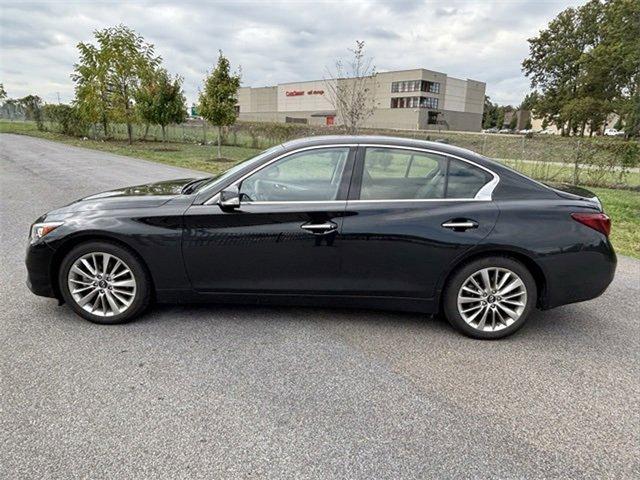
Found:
<box><xmin>571</xmin><ymin>212</ymin><xmax>611</xmax><ymax>237</ymax></box>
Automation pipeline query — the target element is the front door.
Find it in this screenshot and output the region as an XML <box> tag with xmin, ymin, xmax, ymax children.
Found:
<box><xmin>339</xmin><ymin>146</ymin><xmax>499</xmax><ymax>301</ymax></box>
<box><xmin>182</xmin><ymin>146</ymin><xmax>355</xmax><ymax>294</ymax></box>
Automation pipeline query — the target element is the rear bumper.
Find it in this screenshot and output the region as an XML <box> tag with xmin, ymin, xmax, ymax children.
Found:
<box><xmin>540</xmin><ymin>241</ymin><xmax>616</xmax><ymax>309</ymax></box>
<box><xmin>25</xmin><ymin>241</ymin><xmax>57</xmax><ymax>298</ymax></box>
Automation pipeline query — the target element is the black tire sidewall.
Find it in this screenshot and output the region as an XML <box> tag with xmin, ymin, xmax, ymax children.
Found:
<box><xmin>58</xmin><ymin>241</ymin><xmax>150</xmax><ymax>324</ymax></box>
<box><xmin>443</xmin><ymin>256</ymin><xmax>537</xmax><ymax>340</ymax></box>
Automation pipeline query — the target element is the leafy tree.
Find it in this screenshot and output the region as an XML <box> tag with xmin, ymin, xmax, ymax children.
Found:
<box><xmin>522</xmin><ymin>4</ymin><xmax>596</xmax><ymax>134</ymax></box>
<box><xmin>561</xmin><ymin>96</ymin><xmax>608</xmax><ymax>136</ymax></box>
<box><xmin>482</xmin><ymin>96</ymin><xmax>499</xmax><ymax>128</ymax></box>
<box><xmin>519</xmin><ymin>92</ymin><xmax>540</xmax><ymax>112</ymax></box>
<box><xmin>508</xmin><ymin>113</ymin><xmax>518</xmax><ymax>130</ymax></box>
<box><xmin>19</xmin><ymin>95</ymin><xmax>44</xmax><ymax>130</ymax></box>
<box><xmin>73</xmin><ymin>41</ymin><xmax>111</xmax><ymax>137</ymax></box>
<box><xmin>101</xmin><ymin>25</ymin><xmax>160</xmax><ymax>144</ymax></box>
<box><xmin>496</xmin><ymin>109</ymin><xmax>505</xmax><ymax>129</ymax></box>
<box><xmin>594</xmin><ymin>0</ymin><xmax>640</xmax><ymax>137</ymax></box>
<box><xmin>0</xmin><ymin>83</ymin><xmax>6</xmax><ymax>102</ymax></box>
<box><xmin>618</xmin><ymin>91</ymin><xmax>640</xmax><ymax>137</ymax></box>
<box><xmin>199</xmin><ymin>51</ymin><xmax>241</xmax><ymax>158</ymax></box>
<box><xmin>523</xmin><ymin>0</ymin><xmax>639</xmax><ymax>137</ymax></box>
<box><xmin>136</xmin><ymin>68</ymin><xmax>187</xmax><ymax>141</ymax></box>
<box><xmin>325</xmin><ymin>41</ymin><xmax>377</xmax><ymax>134</ymax></box>
<box><xmin>73</xmin><ymin>25</ymin><xmax>160</xmax><ymax>144</ymax></box>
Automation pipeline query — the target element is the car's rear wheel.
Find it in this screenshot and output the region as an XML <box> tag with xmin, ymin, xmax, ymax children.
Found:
<box><xmin>443</xmin><ymin>256</ymin><xmax>537</xmax><ymax>339</ymax></box>
<box><xmin>58</xmin><ymin>241</ymin><xmax>151</xmax><ymax>324</ymax></box>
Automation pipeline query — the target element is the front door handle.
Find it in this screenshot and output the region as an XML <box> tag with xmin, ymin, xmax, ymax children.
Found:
<box><xmin>442</xmin><ymin>219</ymin><xmax>478</xmax><ymax>231</ymax></box>
<box><xmin>301</xmin><ymin>221</ymin><xmax>338</xmax><ymax>234</ymax></box>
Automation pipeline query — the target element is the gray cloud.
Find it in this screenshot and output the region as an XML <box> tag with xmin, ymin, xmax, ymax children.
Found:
<box><xmin>0</xmin><ymin>0</ymin><xmax>584</xmax><ymax>106</ymax></box>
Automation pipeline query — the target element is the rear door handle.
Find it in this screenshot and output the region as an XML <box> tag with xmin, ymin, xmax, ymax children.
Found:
<box><xmin>442</xmin><ymin>219</ymin><xmax>478</xmax><ymax>231</ymax></box>
<box><xmin>301</xmin><ymin>221</ymin><xmax>338</xmax><ymax>234</ymax></box>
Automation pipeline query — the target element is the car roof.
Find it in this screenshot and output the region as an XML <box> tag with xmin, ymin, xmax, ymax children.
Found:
<box><xmin>281</xmin><ymin>135</ymin><xmax>483</xmax><ymax>161</ymax></box>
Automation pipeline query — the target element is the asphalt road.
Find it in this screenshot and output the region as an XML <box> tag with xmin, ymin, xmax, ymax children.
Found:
<box><xmin>1</xmin><ymin>133</ymin><xmax>639</xmax><ymax>479</ymax></box>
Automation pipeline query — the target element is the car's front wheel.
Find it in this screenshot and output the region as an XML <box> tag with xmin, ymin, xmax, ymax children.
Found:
<box><xmin>443</xmin><ymin>256</ymin><xmax>537</xmax><ymax>339</ymax></box>
<box><xmin>58</xmin><ymin>241</ymin><xmax>151</xmax><ymax>324</ymax></box>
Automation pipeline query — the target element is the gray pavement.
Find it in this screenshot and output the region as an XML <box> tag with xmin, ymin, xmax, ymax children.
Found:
<box><xmin>1</xmin><ymin>133</ymin><xmax>639</xmax><ymax>479</ymax></box>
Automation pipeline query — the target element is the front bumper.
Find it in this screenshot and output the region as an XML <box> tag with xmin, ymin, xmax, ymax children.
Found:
<box><xmin>25</xmin><ymin>241</ymin><xmax>57</xmax><ymax>298</ymax></box>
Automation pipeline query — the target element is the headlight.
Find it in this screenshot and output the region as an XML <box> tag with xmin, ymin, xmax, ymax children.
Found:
<box><xmin>30</xmin><ymin>222</ymin><xmax>64</xmax><ymax>243</ymax></box>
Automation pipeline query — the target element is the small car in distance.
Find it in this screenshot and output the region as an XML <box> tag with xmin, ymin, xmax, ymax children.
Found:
<box><xmin>26</xmin><ymin>136</ymin><xmax>616</xmax><ymax>339</ymax></box>
<box><xmin>603</xmin><ymin>128</ymin><xmax>625</xmax><ymax>137</ymax></box>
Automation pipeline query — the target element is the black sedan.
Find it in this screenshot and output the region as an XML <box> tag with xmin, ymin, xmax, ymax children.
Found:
<box><xmin>26</xmin><ymin>136</ymin><xmax>616</xmax><ymax>339</ymax></box>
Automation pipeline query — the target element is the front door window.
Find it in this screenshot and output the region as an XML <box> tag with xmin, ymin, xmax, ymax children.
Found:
<box><xmin>239</xmin><ymin>148</ymin><xmax>350</xmax><ymax>202</ymax></box>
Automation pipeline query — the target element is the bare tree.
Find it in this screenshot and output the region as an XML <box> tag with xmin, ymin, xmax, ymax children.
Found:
<box><xmin>325</xmin><ymin>41</ymin><xmax>377</xmax><ymax>134</ymax></box>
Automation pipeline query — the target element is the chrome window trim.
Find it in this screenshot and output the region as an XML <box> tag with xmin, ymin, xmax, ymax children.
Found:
<box><xmin>242</xmin><ymin>201</ymin><xmax>348</xmax><ymax>206</ymax></box>
<box><xmin>347</xmin><ymin>198</ymin><xmax>487</xmax><ymax>204</ymax></box>
<box><xmin>203</xmin><ymin>143</ymin><xmax>500</xmax><ymax>205</ymax></box>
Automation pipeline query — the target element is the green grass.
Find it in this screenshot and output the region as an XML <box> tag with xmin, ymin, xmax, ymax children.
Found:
<box><xmin>592</xmin><ymin>187</ymin><xmax>640</xmax><ymax>258</ymax></box>
<box><xmin>0</xmin><ymin>120</ymin><xmax>260</xmax><ymax>174</ymax></box>
<box><xmin>2</xmin><ymin>119</ymin><xmax>638</xmax><ymax>257</ymax></box>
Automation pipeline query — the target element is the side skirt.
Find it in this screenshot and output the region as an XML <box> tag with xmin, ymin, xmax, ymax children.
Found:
<box><xmin>155</xmin><ymin>289</ymin><xmax>435</xmax><ymax>314</ymax></box>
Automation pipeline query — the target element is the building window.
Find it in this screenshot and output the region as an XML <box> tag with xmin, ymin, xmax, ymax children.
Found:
<box><xmin>419</xmin><ymin>97</ymin><xmax>439</xmax><ymax>109</ymax></box>
<box><xmin>428</xmin><ymin>111</ymin><xmax>439</xmax><ymax>124</ymax></box>
<box><xmin>391</xmin><ymin>80</ymin><xmax>441</xmax><ymax>94</ymax></box>
<box><xmin>391</xmin><ymin>96</ymin><xmax>438</xmax><ymax>109</ymax></box>
<box><xmin>423</xmin><ymin>81</ymin><xmax>440</xmax><ymax>93</ymax></box>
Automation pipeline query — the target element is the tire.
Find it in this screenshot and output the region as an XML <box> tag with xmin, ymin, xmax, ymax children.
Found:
<box><xmin>58</xmin><ymin>241</ymin><xmax>151</xmax><ymax>324</ymax></box>
<box><xmin>442</xmin><ymin>256</ymin><xmax>537</xmax><ymax>339</ymax></box>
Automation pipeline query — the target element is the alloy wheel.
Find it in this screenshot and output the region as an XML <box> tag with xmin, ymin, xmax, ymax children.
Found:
<box><xmin>67</xmin><ymin>252</ymin><xmax>137</xmax><ymax>317</ymax></box>
<box><xmin>456</xmin><ymin>267</ymin><xmax>527</xmax><ymax>332</ymax></box>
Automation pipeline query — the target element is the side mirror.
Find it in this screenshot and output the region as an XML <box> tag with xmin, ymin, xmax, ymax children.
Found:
<box><xmin>219</xmin><ymin>186</ymin><xmax>240</xmax><ymax>209</ymax></box>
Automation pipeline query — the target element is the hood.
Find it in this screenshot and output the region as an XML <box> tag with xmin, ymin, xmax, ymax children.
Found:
<box><xmin>53</xmin><ymin>177</ymin><xmax>201</xmax><ymax>213</ymax></box>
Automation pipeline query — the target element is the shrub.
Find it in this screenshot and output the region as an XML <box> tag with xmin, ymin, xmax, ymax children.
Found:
<box><xmin>43</xmin><ymin>104</ymin><xmax>89</xmax><ymax>136</ymax></box>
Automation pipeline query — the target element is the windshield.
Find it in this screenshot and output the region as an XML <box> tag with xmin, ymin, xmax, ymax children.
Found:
<box><xmin>194</xmin><ymin>145</ymin><xmax>283</xmax><ymax>194</ymax></box>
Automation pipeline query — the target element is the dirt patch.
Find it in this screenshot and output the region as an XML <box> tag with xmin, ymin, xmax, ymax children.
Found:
<box><xmin>207</xmin><ymin>157</ymin><xmax>235</xmax><ymax>163</ymax></box>
<box><xmin>151</xmin><ymin>147</ymin><xmax>180</xmax><ymax>152</ymax></box>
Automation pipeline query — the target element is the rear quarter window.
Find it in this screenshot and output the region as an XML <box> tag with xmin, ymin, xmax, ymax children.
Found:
<box><xmin>446</xmin><ymin>159</ymin><xmax>493</xmax><ymax>198</ymax></box>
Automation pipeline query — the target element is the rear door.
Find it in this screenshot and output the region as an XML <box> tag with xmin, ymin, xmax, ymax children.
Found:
<box><xmin>182</xmin><ymin>146</ymin><xmax>355</xmax><ymax>294</ymax></box>
<box><xmin>339</xmin><ymin>146</ymin><xmax>499</xmax><ymax>301</ymax></box>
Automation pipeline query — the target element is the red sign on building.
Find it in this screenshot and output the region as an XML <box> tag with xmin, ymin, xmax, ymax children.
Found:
<box><xmin>285</xmin><ymin>89</ymin><xmax>325</xmax><ymax>97</ymax></box>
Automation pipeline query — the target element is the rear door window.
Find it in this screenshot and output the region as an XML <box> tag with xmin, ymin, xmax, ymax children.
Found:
<box><xmin>358</xmin><ymin>148</ymin><xmax>493</xmax><ymax>200</ymax></box>
<box><xmin>360</xmin><ymin>148</ymin><xmax>447</xmax><ymax>200</ymax></box>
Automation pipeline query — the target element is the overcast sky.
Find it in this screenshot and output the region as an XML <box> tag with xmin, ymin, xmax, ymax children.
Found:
<box><xmin>0</xmin><ymin>0</ymin><xmax>583</xmax><ymax>106</ymax></box>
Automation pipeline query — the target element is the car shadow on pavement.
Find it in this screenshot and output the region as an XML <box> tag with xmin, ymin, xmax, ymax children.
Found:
<box><xmin>133</xmin><ymin>301</ymin><xmax>574</xmax><ymax>341</ymax></box>
<box><xmin>29</xmin><ymin>293</ymin><xmax>608</xmax><ymax>345</ymax></box>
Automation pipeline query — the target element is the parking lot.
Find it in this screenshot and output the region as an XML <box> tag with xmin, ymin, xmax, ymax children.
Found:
<box><xmin>1</xmin><ymin>134</ymin><xmax>639</xmax><ymax>479</ymax></box>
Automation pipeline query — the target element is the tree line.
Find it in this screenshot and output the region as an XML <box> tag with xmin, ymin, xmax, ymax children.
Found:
<box><xmin>1</xmin><ymin>25</ymin><xmax>240</xmax><ymax>158</ymax></box>
<box><xmin>72</xmin><ymin>25</ymin><xmax>240</xmax><ymax>156</ymax></box>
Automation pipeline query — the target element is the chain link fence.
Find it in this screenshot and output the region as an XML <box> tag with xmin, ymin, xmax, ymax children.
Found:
<box><xmin>31</xmin><ymin>118</ymin><xmax>640</xmax><ymax>190</ymax></box>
